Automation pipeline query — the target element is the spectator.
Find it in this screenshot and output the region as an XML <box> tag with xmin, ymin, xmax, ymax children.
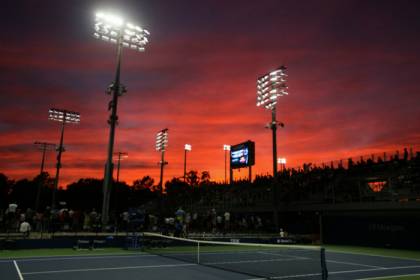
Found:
<box><xmin>224</xmin><ymin>211</ymin><xmax>230</xmax><ymax>233</ymax></box>
<box><xmin>216</xmin><ymin>214</ymin><xmax>223</xmax><ymax>232</ymax></box>
<box><xmin>20</xmin><ymin>220</ymin><xmax>31</xmax><ymax>238</ymax></box>
<box><xmin>175</xmin><ymin>207</ymin><xmax>185</xmax><ymax>224</ymax></box>
<box><xmin>279</xmin><ymin>228</ymin><xmax>285</xmax><ymax>238</ymax></box>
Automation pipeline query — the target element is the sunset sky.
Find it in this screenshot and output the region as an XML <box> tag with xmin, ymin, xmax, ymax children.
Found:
<box><xmin>0</xmin><ymin>0</ymin><xmax>419</xmax><ymax>187</ymax></box>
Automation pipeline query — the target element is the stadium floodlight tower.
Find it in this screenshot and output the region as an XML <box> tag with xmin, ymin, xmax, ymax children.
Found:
<box><xmin>114</xmin><ymin>152</ymin><xmax>128</xmax><ymax>183</ymax></box>
<box><xmin>48</xmin><ymin>108</ymin><xmax>80</xmax><ymax>210</ymax></box>
<box><xmin>223</xmin><ymin>144</ymin><xmax>231</xmax><ymax>184</ymax></box>
<box><xmin>184</xmin><ymin>144</ymin><xmax>192</xmax><ymax>181</ymax></box>
<box><xmin>156</xmin><ymin>128</ymin><xmax>169</xmax><ymax>193</ymax></box>
<box><xmin>94</xmin><ymin>11</ymin><xmax>150</xmax><ymax>225</ymax></box>
<box><xmin>257</xmin><ymin>66</ymin><xmax>288</xmax><ymax>231</ymax></box>
<box><xmin>256</xmin><ymin>66</ymin><xmax>288</xmax><ymax>178</ymax></box>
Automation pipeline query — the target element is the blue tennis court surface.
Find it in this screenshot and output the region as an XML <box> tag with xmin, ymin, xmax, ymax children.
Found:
<box><xmin>1</xmin><ymin>250</ymin><xmax>420</xmax><ymax>280</ymax></box>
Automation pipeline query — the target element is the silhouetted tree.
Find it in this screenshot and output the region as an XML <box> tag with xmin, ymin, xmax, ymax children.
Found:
<box><xmin>200</xmin><ymin>171</ymin><xmax>211</xmax><ymax>185</ymax></box>
<box><xmin>66</xmin><ymin>178</ymin><xmax>103</xmax><ymax>210</ymax></box>
<box><xmin>0</xmin><ymin>173</ymin><xmax>11</xmax><ymax>210</ymax></box>
<box><xmin>186</xmin><ymin>170</ymin><xmax>199</xmax><ymax>187</ymax></box>
<box><xmin>133</xmin><ymin>176</ymin><xmax>155</xmax><ymax>191</ymax></box>
<box><xmin>33</xmin><ymin>172</ymin><xmax>54</xmax><ymax>211</ymax></box>
<box><xmin>165</xmin><ymin>177</ymin><xmax>191</xmax><ymax>212</ymax></box>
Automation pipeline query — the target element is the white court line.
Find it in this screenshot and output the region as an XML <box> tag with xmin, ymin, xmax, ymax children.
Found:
<box><xmin>327</xmin><ymin>249</ymin><xmax>420</xmax><ymax>262</ymax></box>
<box><xmin>328</xmin><ymin>265</ymin><xmax>420</xmax><ymax>275</ymax></box>
<box><xmin>162</xmin><ymin>250</ymin><xmax>279</xmax><ymax>256</ymax></box>
<box><xmin>245</xmin><ymin>264</ymin><xmax>420</xmax><ymax>280</ymax></box>
<box><xmin>327</xmin><ymin>259</ymin><xmax>385</xmax><ymax>269</ymax></box>
<box><xmin>13</xmin><ymin>260</ymin><xmax>24</xmax><ymax>280</ymax></box>
<box><xmin>206</xmin><ymin>257</ymin><xmax>305</xmax><ymax>266</ymax></box>
<box><xmin>22</xmin><ymin>263</ymin><xmax>197</xmax><ymax>275</ymax></box>
<box><xmin>246</xmin><ymin>272</ymin><xmax>322</xmax><ymax>280</ymax></box>
<box><xmin>0</xmin><ymin>254</ymin><xmax>156</xmax><ymax>263</ymax></box>
<box><xmin>257</xmin><ymin>251</ymin><xmax>309</xmax><ymax>260</ymax></box>
<box><xmin>356</xmin><ymin>272</ymin><xmax>420</xmax><ymax>280</ymax></box>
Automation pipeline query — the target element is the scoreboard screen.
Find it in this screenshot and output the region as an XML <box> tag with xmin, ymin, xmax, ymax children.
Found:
<box><xmin>230</xmin><ymin>141</ymin><xmax>255</xmax><ymax>169</ymax></box>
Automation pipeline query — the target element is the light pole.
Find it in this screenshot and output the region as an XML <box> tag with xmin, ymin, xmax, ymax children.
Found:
<box><xmin>114</xmin><ymin>152</ymin><xmax>128</xmax><ymax>183</ymax></box>
<box><xmin>156</xmin><ymin>129</ymin><xmax>169</xmax><ymax>194</ymax></box>
<box><xmin>223</xmin><ymin>144</ymin><xmax>231</xmax><ymax>184</ymax></box>
<box><xmin>113</xmin><ymin>151</ymin><xmax>127</xmax><ymax>214</ymax></box>
<box><xmin>34</xmin><ymin>141</ymin><xmax>56</xmax><ymax>211</ymax></box>
<box><xmin>48</xmin><ymin>108</ymin><xmax>80</xmax><ymax>209</ymax></box>
<box><xmin>94</xmin><ymin>11</ymin><xmax>150</xmax><ymax>225</ymax></box>
<box><xmin>256</xmin><ymin>65</ymin><xmax>288</xmax><ymax>230</ymax></box>
<box><xmin>184</xmin><ymin>144</ymin><xmax>191</xmax><ymax>181</ymax></box>
<box><xmin>278</xmin><ymin>157</ymin><xmax>287</xmax><ymax>172</ymax></box>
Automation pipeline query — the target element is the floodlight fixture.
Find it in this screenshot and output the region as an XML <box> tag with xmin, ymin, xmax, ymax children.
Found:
<box><xmin>155</xmin><ymin>128</ymin><xmax>169</xmax><ymax>152</ymax></box>
<box><xmin>96</xmin><ymin>10</ymin><xmax>150</xmax><ymax>225</ymax></box>
<box><xmin>94</xmin><ymin>11</ymin><xmax>150</xmax><ymax>52</ymax></box>
<box><xmin>278</xmin><ymin>158</ymin><xmax>287</xmax><ymax>164</ymax></box>
<box><xmin>256</xmin><ymin>66</ymin><xmax>288</xmax><ymax>111</ymax></box>
<box><xmin>184</xmin><ymin>144</ymin><xmax>192</xmax><ymax>151</ymax></box>
<box><xmin>48</xmin><ymin>108</ymin><xmax>80</xmax><ymax>209</ymax></box>
<box><xmin>223</xmin><ymin>144</ymin><xmax>231</xmax><ymax>151</ymax></box>
<box><xmin>48</xmin><ymin>108</ymin><xmax>80</xmax><ymax>124</ymax></box>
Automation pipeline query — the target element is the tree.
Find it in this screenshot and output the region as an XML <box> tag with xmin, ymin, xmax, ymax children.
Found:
<box><xmin>66</xmin><ymin>178</ymin><xmax>103</xmax><ymax>210</ymax></box>
<box><xmin>0</xmin><ymin>173</ymin><xmax>11</xmax><ymax>209</ymax></box>
<box><xmin>200</xmin><ymin>171</ymin><xmax>211</xmax><ymax>185</ymax></box>
<box><xmin>133</xmin><ymin>176</ymin><xmax>155</xmax><ymax>191</ymax></box>
<box><xmin>164</xmin><ymin>177</ymin><xmax>191</xmax><ymax>213</ymax></box>
<box><xmin>186</xmin><ymin>170</ymin><xmax>199</xmax><ymax>187</ymax></box>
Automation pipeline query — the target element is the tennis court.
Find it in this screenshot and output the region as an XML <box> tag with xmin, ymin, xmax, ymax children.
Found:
<box><xmin>1</xmin><ymin>235</ymin><xmax>420</xmax><ymax>280</ymax></box>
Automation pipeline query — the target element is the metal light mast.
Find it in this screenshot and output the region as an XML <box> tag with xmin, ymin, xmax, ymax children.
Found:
<box><xmin>184</xmin><ymin>144</ymin><xmax>191</xmax><ymax>181</ymax></box>
<box><xmin>156</xmin><ymin>128</ymin><xmax>169</xmax><ymax>193</ymax></box>
<box><xmin>93</xmin><ymin>11</ymin><xmax>150</xmax><ymax>225</ymax></box>
<box><xmin>223</xmin><ymin>144</ymin><xmax>231</xmax><ymax>184</ymax></box>
<box><xmin>48</xmin><ymin>108</ymin><xmax>80</xmax><ymax>209</ymax></box>
<box><xmin>34</xmin><ymin>141</ymin><xmax>56</xmax><ymax>211</ymax></box>
<box><xmin>114</xmin><ymin>152</ymin><xmax>128</xmax><ymax>183</ymax></box>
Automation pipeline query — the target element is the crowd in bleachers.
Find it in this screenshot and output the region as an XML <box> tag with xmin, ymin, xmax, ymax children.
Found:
<box><xmin>183</xmin><ymin>148</ymin><xmax>420</xmax><ymax>210</ymax></box>
<box><xmin>1</xmin><ymin>148</ymin><xmax>418</xmax><ymax>235</ymax></box>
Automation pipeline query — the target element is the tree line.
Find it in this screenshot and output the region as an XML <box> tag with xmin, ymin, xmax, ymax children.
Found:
<box><xmin>0</xmin><ymin>170</ymin><xmax>214</xmax><ymax>214</ymax></box>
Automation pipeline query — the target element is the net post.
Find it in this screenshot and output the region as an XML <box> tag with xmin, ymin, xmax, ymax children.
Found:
<box><xmin>197</xmin><ymin>241</ymin><xmax>200</xmax><ymax>264</ymax></box>
<box><xmin>321</xmin><ymin>247</ymin><xmax>328</xmax><ymax>280</ymax></box>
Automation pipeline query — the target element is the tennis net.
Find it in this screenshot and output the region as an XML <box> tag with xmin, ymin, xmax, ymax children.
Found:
<box><xmin>141</xmin><ymin>232</ymin><xmax>328</xmax><ymax>279</ymax></box>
